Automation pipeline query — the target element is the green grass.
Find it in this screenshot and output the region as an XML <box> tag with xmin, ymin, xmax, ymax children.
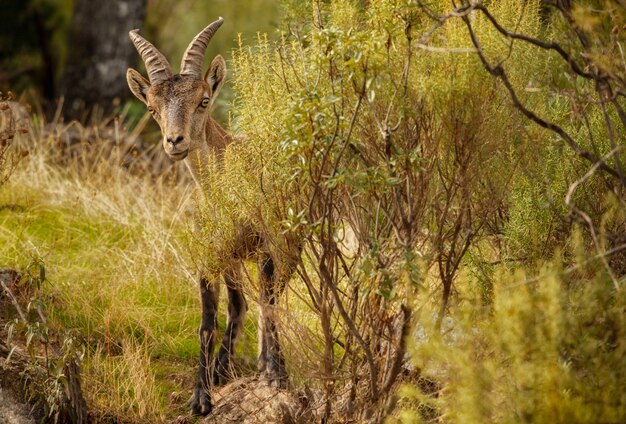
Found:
<box><xmin>0</xmin><ymin>138</ymin><xmax>259</xmax><ymax>422</ymax></box>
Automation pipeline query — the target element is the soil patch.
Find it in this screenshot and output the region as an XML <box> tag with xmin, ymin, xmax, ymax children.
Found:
<box><xmin>203</xmin><ymin>377</ymin><xmax>317</xmax><ymax>424</ymax></box>
<box><xmin>0</xmin><ymin>386</ymin><xmax>35</xmax><ymax>424</ymax></box>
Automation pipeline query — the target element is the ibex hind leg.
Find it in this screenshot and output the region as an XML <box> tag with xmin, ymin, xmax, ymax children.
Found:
<box><xmin>212</xmin><ymin>264</ymin><xmax>247</xmax><ymax>385</ymax></box>
<box><xmin>258</xmin><ymin>255</ymin><xmax>288</xmax><ymax>388</ymax></box>
<box><xmin>190</xmin><ymin>274</ymin><xmax>219</xmax><ymax>416</ymax></box>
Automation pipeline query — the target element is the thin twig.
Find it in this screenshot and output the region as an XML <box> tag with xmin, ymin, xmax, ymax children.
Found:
<box><xmin>414</xmin><ymin>44</ymin><xmax>478</xmax><ymax>53</ymax></box>
<box><xmin>565</xmin><ymin>146</ymin><xmax>624</xmax><ymax>290</ymax></box>
<box><xmin>504</xmin><ymin>242</ymin><xmax>626</xmax><ymax>290</ymax></box>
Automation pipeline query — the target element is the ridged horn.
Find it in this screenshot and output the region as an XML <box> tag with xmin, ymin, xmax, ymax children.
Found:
<box><xmin>180</xmin><ymin>17</ymin><xmax>224</xmax><ymax>79</ymax></box>
<box><xmin>129</xmin><ymin>29</ymin><xmax>173</xmax><ymax>85</ymax></box>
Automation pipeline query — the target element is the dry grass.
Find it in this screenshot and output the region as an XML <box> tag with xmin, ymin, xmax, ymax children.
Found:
<box><xmin>0</xmin><ymin>105</ymin><xmax>258</xmax><ymax>422</ymax></box>
<box><xmin>87</xmin><ymin>339</ymin><xmax>163</xmax><ymax>422</ymax></box>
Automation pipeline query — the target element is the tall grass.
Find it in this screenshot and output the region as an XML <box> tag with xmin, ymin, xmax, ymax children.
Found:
<box><xmin>0</xmin><ymin>106</ymin><xmax>256</xmax><ymax>421</ymax></box>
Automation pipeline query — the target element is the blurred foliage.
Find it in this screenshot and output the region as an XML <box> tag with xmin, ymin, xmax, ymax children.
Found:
<box><xmin>0</xmin><ymin>93</ymin><xmax>29</xmax><ymax>188</ymax></box>
<box><xmin>401</xmin><ymin>257</ymin><xmax>626</xmax><ymax>424</ymax></box>
<box><xmin>569</xmin><ymin>0</ymin><xmax>626</xmax><ymax>83</ymax></box>
<box><xmin>0</xmin><ymin>0</ymin><xmax>279</xmax><ymax>121</ymax></box>
<box><xmin>146</xmin><ymin>0</ymin><xmax>281</xmax><ymax>68</ymax></box>
<box><xmin>0</xmin><ymin>0</ymin><xmax>73</xmax><ymax>98</ymax></box>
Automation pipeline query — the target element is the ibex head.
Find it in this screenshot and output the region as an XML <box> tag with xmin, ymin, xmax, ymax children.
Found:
<box><xmin>127</xmin><ymin>18</ymin><xmax>226</xmax><ymax>161</ymax></box>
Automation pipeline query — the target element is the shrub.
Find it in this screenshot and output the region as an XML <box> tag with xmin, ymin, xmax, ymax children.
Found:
<box><xmin>202</xmin><ymin>0</ymin><xmax>560</xmax><ymax>420</ymax></box>
<box><xmin>404</xmin><ymin>259</ymin><xmax>626</xmax><ymax>424</ymax></box>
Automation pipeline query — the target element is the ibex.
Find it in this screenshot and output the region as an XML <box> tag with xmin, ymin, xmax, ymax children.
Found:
<box><xmin>126</xmin><ymin>18</ymin><xmax>290</xmax><ymax>415</ymax></box>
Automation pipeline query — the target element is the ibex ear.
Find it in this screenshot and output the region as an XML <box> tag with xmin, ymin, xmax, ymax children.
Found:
<box><xmin>127</xmin><ymin>68</ymin><xmax>151</xmax><ymax>105</ymax></box>
<box><xmin>204</xmin><ymin>55</ymin><xmax>226</xmax><ymax>104</ymax></box>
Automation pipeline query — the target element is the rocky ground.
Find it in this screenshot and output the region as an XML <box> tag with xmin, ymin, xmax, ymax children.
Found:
<box><xmin>202</xmin><ymin>377</ymin><xmax>316</xmax><ymax>424</ymax></box>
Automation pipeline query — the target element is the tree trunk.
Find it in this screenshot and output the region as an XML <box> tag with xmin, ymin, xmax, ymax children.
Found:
<box><xmin>61</xmin><ymin>0</ymin><xmax>146</xmax><ymax>120</ymax></box>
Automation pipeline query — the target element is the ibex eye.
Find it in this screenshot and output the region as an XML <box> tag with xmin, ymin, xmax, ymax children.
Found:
<box><xmin>147</xmin><ymin>106</ymin><xmax>155</xmax><ymax>114</ymax></box>
<box><xmin>200</xmin><ymin>98</ymin><xmax>210</xmax><ymax>108</ymax></box>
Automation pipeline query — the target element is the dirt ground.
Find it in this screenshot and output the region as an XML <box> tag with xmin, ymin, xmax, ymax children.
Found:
<box><xmin>0</xmin><ymin>268</ymin><xmax>37</xmax><ymax>424</ymax></box>
<box><xmin>0</xmin><ymin>327</ymin><xmax>36</xmax><ymax>424</ymax></box>
<box><xmin>201</xmin><ymin>377</ymin><xmax>317</xmax><ymax>424</ymax></box>
<box><xmin>0</xmin><ymin>387</ymin><xmax>35</xmax><ymax>424</ymax></box>
<box><xmin>0</xmin><ymin>371</ymin><xmax>314</xmax><ymax>424</ymax></box>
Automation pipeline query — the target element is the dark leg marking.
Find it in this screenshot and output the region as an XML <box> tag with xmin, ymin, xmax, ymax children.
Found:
<box><xmin>190</xmin><ymin>274</ymin><xmax>219</xmax><ymax>416</ymax></box>
<box><xmin>257</xmin><ymin>255</ymin><xmax>288</xmax><ymax>388</ymax></box>
<box><xmin>212</xmin><ymin>265</ymin><xmax>247</xmax><ymax>385</ymax></box>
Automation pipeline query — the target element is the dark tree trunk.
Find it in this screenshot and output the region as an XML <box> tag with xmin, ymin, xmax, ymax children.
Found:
<box><xmin>61</xmin><ymin>0</ymin><xmax>146</xmax><ymax>120</ymax></box>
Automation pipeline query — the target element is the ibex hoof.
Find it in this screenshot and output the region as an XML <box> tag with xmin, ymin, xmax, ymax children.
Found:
<box><xmin>267</xmin><ymin>376</ymin><xmax>288</xmax><ymax>389</ymax></box>
<box><xmin>263</xmin><ymin>355</ymin><xmax>288</xmax><ymax>389</ymax></box>
<box><xmin>189</xmin><ymin>387</ymin><xmax>212</xmax><ymax>416</ymax></box>
<box><xmin>263</xmin><ymin>366</ymin><xmax>288</xmax><ymax>389</ymax></box>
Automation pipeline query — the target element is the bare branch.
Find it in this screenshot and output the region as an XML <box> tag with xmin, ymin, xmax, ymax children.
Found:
<box><xmin>460</xmin><ymin>10</ymin><xmax>621</xmax><ymax>180</ymax></box>
<box><xmin>468</xmin><ymin>3</ymin><xmax>596</xmax><ymax>80</ymax></box>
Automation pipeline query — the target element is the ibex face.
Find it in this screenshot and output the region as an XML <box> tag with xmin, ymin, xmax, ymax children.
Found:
<box><xmin>126</xmin><ymin>19</ymin><xmax>226</xmax><ymax>161</ymax></box>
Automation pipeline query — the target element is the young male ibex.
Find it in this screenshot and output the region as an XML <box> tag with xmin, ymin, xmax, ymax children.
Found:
<box><xmin>127</xmin><ymin>18</ymin><xmax>289</xmax><ymax>415</ymax></box>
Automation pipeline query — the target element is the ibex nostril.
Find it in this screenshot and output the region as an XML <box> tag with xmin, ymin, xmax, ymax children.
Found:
<box><xmin>167</xmin><ymin>135</ymin><xmax>184</xmax><ymax>145</ymax></box>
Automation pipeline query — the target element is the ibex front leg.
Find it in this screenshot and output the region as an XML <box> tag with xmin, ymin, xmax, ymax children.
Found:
<box><xmin>190</xmin><ymin>274</ymin><xmax>219</xmax><ymax>416</ymax></box>
<box><xmin>258</xmin><ymin>255</ymin><xmax>288</xmax><ymax>388</ymax></box>
<box><xmin>213</xmin><ymin>264</ymin><xmax>247</xmax><ymax>385</ymax></box>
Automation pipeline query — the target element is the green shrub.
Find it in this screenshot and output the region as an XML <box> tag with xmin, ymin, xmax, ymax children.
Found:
<box><xmin>404</xmin><ymin>260</ymin><xmax>625</xmax><ymax>424</ymax></box>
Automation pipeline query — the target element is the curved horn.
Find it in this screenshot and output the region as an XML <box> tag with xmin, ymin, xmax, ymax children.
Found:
<box><xmin>180</xmin><ymin>17</ymin><xmax>224</xmax><ymax>79</ymax></box>
<box><xmin>129</xmin><ymin>29</ymin><xmax>172</xmax><ymax>85</ymax></box>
